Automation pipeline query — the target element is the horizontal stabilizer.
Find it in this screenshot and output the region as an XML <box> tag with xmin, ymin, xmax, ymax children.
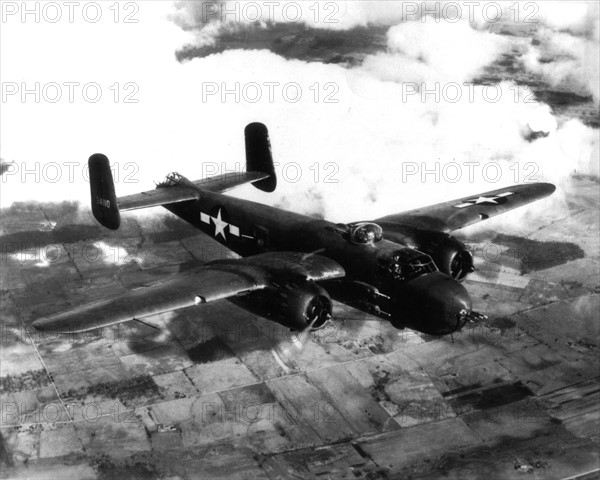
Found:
<box><xmin>192</xmin><ymin>171</ymin><xmax>270</xmax><ymax>193</ymax></box>
<box><xmin>118</xmin><ymin>171</ymin><xmax>272</xmax><ymax>211</ymax></box>
<box><xmin>118</xmin><ymin>187</ymin><xmax>199</xmax><ymax>211</ymax></box>
<box><xmin>88</xmin><ymin>123</ymin><xmax>277</xmax><ymax>224</ymax></box>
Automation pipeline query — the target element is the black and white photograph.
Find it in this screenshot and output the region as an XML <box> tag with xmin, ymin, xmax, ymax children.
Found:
<box><xmin>1</xmin><ymin>1</ymin><xmax>599</xmax><ymax>478</ymax></box>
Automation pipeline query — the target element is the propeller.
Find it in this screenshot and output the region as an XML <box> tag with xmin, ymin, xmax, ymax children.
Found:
<box><xmin>270</xmin><ymin>306</ymin><xmax>331</xmax><ymax>372</ymax></box>
<box><xmin>289</xmin><ymin>315</ymin><xmax>321</xmax><ymax>350</ymax></box>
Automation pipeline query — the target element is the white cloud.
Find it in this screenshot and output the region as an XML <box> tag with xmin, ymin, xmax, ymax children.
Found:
<box><xmin>536</xmin><ymin>1</ymin><xmax>597</xmax><ymax>34</ymax></box>
<box><xmin>1</xmin><ymin>1</ymin><xmax>598</xmax><ymax>229</ymax></box>
<box><xmin>361</xmin><ymin>20</ymin><xmax>508</xmax><ymax>84</ymax></box>
<box><xmin>523</xmin><ymin>26</ymin><xmax>600</xmax><ymax>103</ymax></box>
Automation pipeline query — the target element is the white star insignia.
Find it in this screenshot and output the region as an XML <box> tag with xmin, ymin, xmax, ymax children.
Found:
<box><xmin>211</xmin><ymin>209</ymin><xmax>228</xmax><ymax>239</ymax></box>
<box><xmin>200</xmin><ymin>208</ymin><xmax>241</xmax><ymax>240</ymax></box>
<box><xmin>474</xmin><ymin>196</ymin><xmax>499</xmax><ymax>204</ymax></box>
<box><xmin>454</xmin><ymin>192</ymin><xmax>514</xmax><ymax>209</ymax></box>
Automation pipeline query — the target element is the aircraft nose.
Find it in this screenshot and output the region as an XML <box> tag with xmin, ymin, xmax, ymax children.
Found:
<box><xmin>450</xmin><ymin>283</ymin><xmax>472</xmax><ymax>331</ymax></box>
<box><xmin>428</xmin><ymin>274</ymin><xmax>472</xmax><ymax>333</ymax></box>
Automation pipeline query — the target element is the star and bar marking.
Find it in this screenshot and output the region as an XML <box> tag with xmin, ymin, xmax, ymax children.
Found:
<box><xmin>454</xmin><ymin>192</ymin><xmax>514</xmax><ymax>209</ymax></box>
<box><xmin>200</xmin><ymin>208</ymin><xmax>240</xmax><ymax>240</ymax></box>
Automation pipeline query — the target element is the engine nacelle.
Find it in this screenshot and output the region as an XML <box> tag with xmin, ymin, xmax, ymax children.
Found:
<box><xmin>232</xmin><ymin>281</ymin><xmax>333</xmax><ymax>331</ymax></box>
<box><xmin>276</xmin><ymin>281</ymin><xmax>333</xmax><ymax>330</ymax></box>
<box><xmin>445</xmin><ymin>247</ymin><xmax>475</xmax><ymax>281</ymax></box>
<box><xmin>381</xmin><ymin>225</ymin><xmax>474</xmax><ymax>281</ymax></box>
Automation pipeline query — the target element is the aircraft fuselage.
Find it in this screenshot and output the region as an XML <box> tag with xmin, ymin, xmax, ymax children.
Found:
<box><xmin>163</xmin><ymin>185</ymin><xmax>472</xmax><ymax>335</ymax></box>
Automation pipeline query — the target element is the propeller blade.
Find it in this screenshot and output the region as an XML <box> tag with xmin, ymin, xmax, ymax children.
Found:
<box><xmin>270</xmin><ymin>316</ymin><xmax>321</xmax><ymax>372</ymax></box>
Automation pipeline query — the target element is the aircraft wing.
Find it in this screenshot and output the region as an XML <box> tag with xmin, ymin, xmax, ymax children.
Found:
<box><xmin>32</xmin><ymin>252</ymin><xmax>345</xmax><ymax>333</ymax></box>
<box><xmin>376</xmin><ymin>183</ymin><xmax>556</xmax><ymax>233</ymax></box>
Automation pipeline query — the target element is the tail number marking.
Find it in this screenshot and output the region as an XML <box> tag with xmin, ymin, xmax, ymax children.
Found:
<box><xmin>96</xmin><ymin>196</ymin><xmax>111</xmax><ymax>208</ymax></box>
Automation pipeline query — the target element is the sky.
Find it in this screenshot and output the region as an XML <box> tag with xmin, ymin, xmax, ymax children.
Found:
<box><xmin>1</xmin><ymin>1</ymin><xmax>598</xmax><ymax>227</ymax></box>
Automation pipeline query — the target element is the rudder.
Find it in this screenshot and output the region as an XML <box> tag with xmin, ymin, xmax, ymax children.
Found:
<box><xmin>89</xmin><ymin>153</ymin><xmax>121</xmax><ymax>230</ymax></box>
<box><xmin>245</xmin><ymin>122</ymin><xmax>277</xmax><ymax>192</ymax></box>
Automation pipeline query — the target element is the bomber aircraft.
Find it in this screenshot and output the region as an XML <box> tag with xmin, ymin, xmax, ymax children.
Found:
<box><xmin>33</xmin><ymin>123</ymin><xmax>555</xmax><ymax>340</ymax></box>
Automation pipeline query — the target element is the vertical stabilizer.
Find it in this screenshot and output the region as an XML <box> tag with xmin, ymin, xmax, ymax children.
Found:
<box><xmin>89</xmin><ymin>153</ymin><xmax>121</xmax><ymax>230</ymax></box>
<box><xmin>245</xmin><ymin>122</ymin><xmax>277</xmax><ymax>192</ymax></box>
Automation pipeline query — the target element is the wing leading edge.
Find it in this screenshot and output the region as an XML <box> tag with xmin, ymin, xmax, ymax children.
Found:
<box><xmin>32</xmin><ymin>252</ymin><xmax>345</xmax><ymax>333</ymax></box>
<box><xmin>377</xmin><ymin>183</ymin><xmax>556</xmax><ymax>233</ymax></box>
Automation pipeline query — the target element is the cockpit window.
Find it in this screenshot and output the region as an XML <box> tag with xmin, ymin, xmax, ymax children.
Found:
<box><xmin>379</xmin><ymin>249</ymin><xmax>436</xmax><ymax>281</ymax></box>
<box><xmin>160</xmin><ymin>172</ymin><xmax>183</xmax><ymax>186</ymax></box>
<box><xmin>348</xmin><ymin>222</ymin><xmax>383</xmax><ymax>245</ymax></box>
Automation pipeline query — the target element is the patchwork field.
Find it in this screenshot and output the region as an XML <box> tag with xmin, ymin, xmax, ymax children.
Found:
<box><xmin>1</xmin><ymin>177</ymin><xmax>598</xmax><ymax>479</ymax></box>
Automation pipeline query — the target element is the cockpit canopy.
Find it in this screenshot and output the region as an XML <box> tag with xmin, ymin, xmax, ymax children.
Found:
<box><xmin>160</xmin><ymin>172</ymin><xmax>183</xmax><ymax>187</ymax></box>
<box><xmin>346</xmin><ymin>222</ymin><xmax>383</xmax><ymax>245</ymax></box>
<box><xmin>379</xmin><ymin>248</ymin><xmax>437</xmax><ymax>281</ymax></box>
